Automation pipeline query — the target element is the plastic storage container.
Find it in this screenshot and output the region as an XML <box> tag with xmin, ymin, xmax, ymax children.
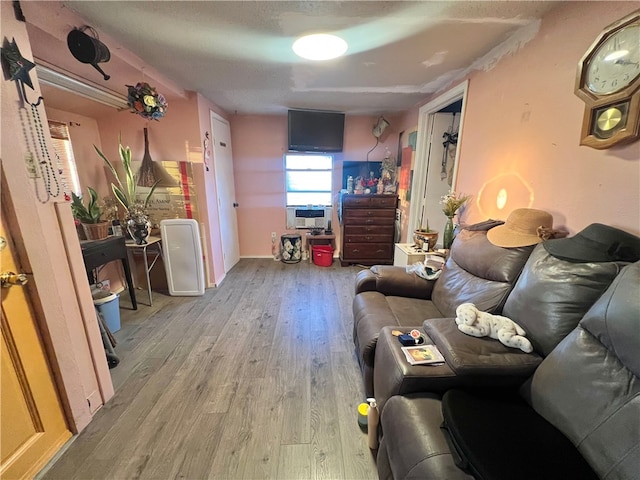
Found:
<box><xmin>312</xmin><ymin>245</ymin><xmax>334</xmax><ymax>267</ymax></box>
<box><xmin>94</xmin><ymin>293</ymin><xmax>121</xmax><ymax>333</ymax></box>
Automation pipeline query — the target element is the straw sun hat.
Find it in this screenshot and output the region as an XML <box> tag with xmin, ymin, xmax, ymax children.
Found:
<box><xmin>487</xmin><ymin>208</ymin><xmax>554</xmax><ymax>248</ymax></box>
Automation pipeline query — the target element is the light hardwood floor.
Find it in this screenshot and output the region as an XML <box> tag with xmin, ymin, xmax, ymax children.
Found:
<box><xmin>42</xmin><ymin>258</ymin><xmax>378</xmax><ymax>480</ymax></box>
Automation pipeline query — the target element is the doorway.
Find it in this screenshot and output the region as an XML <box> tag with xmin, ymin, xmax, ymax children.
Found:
<box><xmin>408</xmin><ymin>81</ymin><xmax>468</xmax><ymax>237</ymax></box>
<box><xmin>210</xmin><ymin>112</ymin><xmax>240</xmax><ymax>273</ymax></box>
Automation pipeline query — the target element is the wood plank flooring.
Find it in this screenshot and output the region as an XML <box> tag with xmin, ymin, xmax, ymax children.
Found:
<box><xmin>41</xmin><ymin>259</ymin><xmax>378</xmax><ymax>480</ymax></box>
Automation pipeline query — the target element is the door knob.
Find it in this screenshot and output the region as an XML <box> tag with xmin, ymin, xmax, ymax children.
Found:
<box><xmin>233</xmin><ymin>202</ymin><xmax>239</xmax><ymax>207</ymax></box>
<box><xmin>1</xmin><ymin>272</ymin><xmax>29</xmax><ymax>288</ymax></box>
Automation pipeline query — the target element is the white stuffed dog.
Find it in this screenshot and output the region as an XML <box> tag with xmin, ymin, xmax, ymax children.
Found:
<box><xmin>455</xmin><ymin>303</ymin><xmax>533</xmax><ymax>353</ymax></box>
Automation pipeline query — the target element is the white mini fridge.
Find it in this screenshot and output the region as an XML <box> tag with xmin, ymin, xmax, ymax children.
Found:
<box><xmin>160</xmin><ymin>219</ymin><xmax>205</xmax><ymax>296</ymax></box>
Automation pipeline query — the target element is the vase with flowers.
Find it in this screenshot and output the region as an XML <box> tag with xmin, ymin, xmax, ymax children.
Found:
<box><xmin>126</xmin><ymin>82</ymin><xmax>168</xmax><ymax>121</ymax></box>
<box><xmin>440</xmin><ymin>191</ymin><xmax>471</xmax><ymax>249</ymax></box>
<box><xmin>94</xmin><ymin>138</ymin><xmax>160</xmax><ymax>244</ymax></box>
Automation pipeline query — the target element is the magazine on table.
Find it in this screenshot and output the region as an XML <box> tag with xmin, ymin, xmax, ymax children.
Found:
<box><xmin>401</xmin><ymin>344</ymin><xmax>445</xmax><ymax>365</ymax></box>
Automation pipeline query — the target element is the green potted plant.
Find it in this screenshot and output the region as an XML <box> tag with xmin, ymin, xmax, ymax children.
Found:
<box><xmin>414</xmin><ymin>220</ymin><xmax>438</xmax><ymax>251</ymax></box>
<box><xmin>94</xmin><ymin>140</ymin><xmax>159</xmax><ymax>215</ymax></box>
<box><xmin>94</xmin><ymin>138</ymin><xmax>160</xmax><ymax>244</ymax></box>
<box><xmin>71</xmin><ymin>187</ymin><xmax>110</xmax><ymax>240</ymax></box>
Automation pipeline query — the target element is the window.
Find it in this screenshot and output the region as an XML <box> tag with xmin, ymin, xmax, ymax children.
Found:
<box><xmin>48</xmin><ymin>121</ymin><xmax>81</xmax><ymax>196</ymax></box>
<box><xmin>285</xmin><ymin>154</ymin><xmax>332</xmax><ymax>206</ymax></box>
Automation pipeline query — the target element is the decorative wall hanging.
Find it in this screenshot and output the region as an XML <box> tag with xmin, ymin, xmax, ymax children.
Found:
<box><xmin>441</xmin><ymin>114</ymin><xmax>458</xmax><ymax>185</ymax></box>
<box><xmin>138</xmin><ymin>127</ymin><xmax>157</xmax><ymax>187</ymax></box>
<box><xmin>126</xmin><ymin>82</ymin><xmax>167</xmax><ymax>120</ymax></box>
<box><xmin>2</xmin><ymin>37</ymin><xmax>61</xmax><ymax>202</ymax></box>
<box><xmin>203</xmin><ymin>132</ymin><xmax>211</xmax><ymax>171</ymax></box>
<box><xmin>67</xmin><ymin>26</ymin><xmax>111</xmax><ymax>80</ymax></box>
<box><xmin>1</xmin><ymin>37</ymin><xmax>38</xmax><ymax>102</ymax></box>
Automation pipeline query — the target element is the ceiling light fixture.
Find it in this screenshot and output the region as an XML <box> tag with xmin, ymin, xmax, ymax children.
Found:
<box><xmin>293</xmin><ymin>34</ymin><xmax>348</xmax><ymax>61</ymax></box>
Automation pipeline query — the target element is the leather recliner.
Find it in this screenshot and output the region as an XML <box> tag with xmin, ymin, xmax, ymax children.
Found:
<box><xmin>376</xmin><ymin>261</ymin><xmax>640</xmax><ymax>480</ymax></box>
<box><xmin>353</xmin><ymin>226</ymin><xmax>534</xmax><ymax>396</ymax></box>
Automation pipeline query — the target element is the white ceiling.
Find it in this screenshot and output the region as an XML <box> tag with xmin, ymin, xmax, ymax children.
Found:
<box><xmin>46</xmin><ymin>1</ymin><xmax>560</xmax><ymax>115</ymax></box>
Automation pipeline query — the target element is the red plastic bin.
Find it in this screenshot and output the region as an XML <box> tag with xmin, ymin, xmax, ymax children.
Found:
<box><xmin>312</xmin><ymin>245</ymin><xmax>334</xmax><ymax>267</ymax></box>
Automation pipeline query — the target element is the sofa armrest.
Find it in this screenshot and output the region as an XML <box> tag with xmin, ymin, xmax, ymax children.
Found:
<box><xmin>378</xmin><ymin>394</ymin><xmax>474</xmax><ymax>480</ymax></box>
<box><xmin>355</xmin><ymin>265</ymin><xmax>436</xmax><ymax>298</ymax></box>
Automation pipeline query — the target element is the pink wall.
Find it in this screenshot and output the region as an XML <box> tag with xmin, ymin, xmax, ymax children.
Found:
<box><xmin>94</xmin><ymin>95</ymin><xmax>200</xmax><ymax>169</ymax></box>
<box><xmin>455</xmin><ymin>2</ymin><xmax>640</xmax><ymax>235</ymax></box>
<box><xmin>46</xmin><ymin>108</ymin><xmax>110</xmax><ymax>197</ymax></box>
<box><xmin>1</xmin><ymin>1</ymin><xmax>112</xmax><ymax>432</ymax></box>
<box><xmin>230</xmin><ymin>114</ymin><xmax>400</xmax><ymax>256</ymax></box>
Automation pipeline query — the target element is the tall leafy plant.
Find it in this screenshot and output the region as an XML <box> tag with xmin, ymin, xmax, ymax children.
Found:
<box><xmin>70</xmin><ymin>187</ymin><xmax>103</xmax><ymax>224</ymax></box>
<box><xmin>94</xmin><ymin>137</ymin><xmax>159</xmax><ymax>211</ymax></box>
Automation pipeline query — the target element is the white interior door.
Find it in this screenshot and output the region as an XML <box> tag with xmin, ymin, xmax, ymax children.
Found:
<box><xmin>408</xmin><ymin>81</ymin><xmax>468</xmax><ymax>237</ymax></box>
<box><xmin>210</xmin><ymin>112</ymin><xmax>240</xmax><ymax>272</ymax></box>
<box><xmin>422</xmin><ymin>113</ymin><xmax>460</xmax><ymax>233</ymax></box>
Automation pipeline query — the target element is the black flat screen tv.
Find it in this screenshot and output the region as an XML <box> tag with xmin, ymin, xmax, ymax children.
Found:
<box><xmin>288</xmin><ymin>109</ymin><xmax>345</xmax><ymax>152</ymax></box>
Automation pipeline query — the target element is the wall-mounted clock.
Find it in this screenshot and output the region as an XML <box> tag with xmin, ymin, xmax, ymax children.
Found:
<box><xmin>575</xmin><ymin>10</ymin><xmax>640</xmax><ymax>149</ymax></box>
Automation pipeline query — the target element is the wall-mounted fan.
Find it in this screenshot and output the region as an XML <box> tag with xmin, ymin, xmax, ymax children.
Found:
<box><xmin>67</xmin><ymin>26</ymin><xmax>111</xmax><ymax>80</ymax></box>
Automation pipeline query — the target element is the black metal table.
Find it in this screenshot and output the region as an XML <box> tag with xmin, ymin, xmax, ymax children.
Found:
<box><xmin>80</xmin><ymin>236</ymin><xmax>137</xmax><ymax>310</ymax></box>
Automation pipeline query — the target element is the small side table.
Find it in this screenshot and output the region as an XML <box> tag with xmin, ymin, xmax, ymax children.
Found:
<box><xmin>305</xmin><ymin>232</ymin><xmax>336</xmax><ymax>261</ymax></box>
<box><xmin>393</xmin><ymin>243</ymin><xmax>426</xmax><ymax>267</ymax></box>
<box><xmin>126</xmin><ymin>236</ymin><xmax>163</xmax><ymax>306</ymax></box>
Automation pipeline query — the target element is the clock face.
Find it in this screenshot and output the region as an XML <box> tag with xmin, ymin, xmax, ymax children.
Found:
<box><xmin>586</xmin><ymin>24</ymin><xmax>640</xmax><ymax>95</ymax></box>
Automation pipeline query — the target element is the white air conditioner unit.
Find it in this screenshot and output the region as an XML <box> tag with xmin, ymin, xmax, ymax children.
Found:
<box><xmin>286</xmin><ymin>206</ymin><xmax>332</xmax><ymax>229</ymax></box>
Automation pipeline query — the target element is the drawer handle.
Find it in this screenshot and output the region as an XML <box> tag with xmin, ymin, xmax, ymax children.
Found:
<box><xmin>367</xmin><ymin>211</ymin><xmax>373</xmax><ymax>216</ymax></box>
<box><xmin>365</xmin><ymin>219</ymin><xmax>373</xmax><ymax>224</ymax></box>
<box><xmin>366</xmin><ymin>236</ymin><xmax>372</xmax><ymax>241</ymax></box>
<box><xmin>352</xmin><ymin>249</ymin><xmax>360</xmax><ymax>253</ymax></box>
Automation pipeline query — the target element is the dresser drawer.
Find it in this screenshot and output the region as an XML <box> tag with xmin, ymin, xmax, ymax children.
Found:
<box><xmin>342</xmin><ymin>195</ymin><xmax>397</xmax><ymax>208</ymax></box>
<box><xmin>343</xmin><ymin>209</ymin><xmax>395</xmax><ymax>223</ymax></box>
<box><xmin>344</xmin><ymin>225</ymin><xmax>395</xmax><ymax>236</ymax></box>
<box><xmin>341</xmin><ymin>243</ymin><xmax>393</xmax><ymax>259</ymax></box>
<box><xmin>344</xmin><ymin>234</ymin><xmax>393</xmax><ymax>243</ymax></box>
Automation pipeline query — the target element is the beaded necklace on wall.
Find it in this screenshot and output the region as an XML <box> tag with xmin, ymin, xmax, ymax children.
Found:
<box><xmin>19</xmin><ymin>97</ymin><xmax>62</xmax><ymax>203</ymax></box>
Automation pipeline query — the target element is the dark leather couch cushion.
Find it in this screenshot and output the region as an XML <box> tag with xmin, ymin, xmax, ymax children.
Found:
<box><xmin>527</xmin><ymin>261</ymin><xmax>640</xmax><ymax>479</ymax></box>
<box><xmin>431</xmin><ymin>230</ymin><xmax>534</xmax><ymax>317</ymax></box>
<box><xmin>379</xmin><ymin>394</ymin><xmax>473</xmax><ymax>480</ymax></box>
<box><xmin>424</xmin><ymin>318</ymin><xmax>542</xmax><ymax>376</ymax></box>
<box><xmin>353</xmin><ymin>292</ymin><xmax>442</xmax><ymax>368</ymax></box>
<box><xmin>503</xmin><ymin>245</ymin><xmax>625</xmax><ymax>356</ymax></box>
<box><xmin>441</xmin><ymin>389</ymin><xmax>598</xmax><ymax>480</ymax></box>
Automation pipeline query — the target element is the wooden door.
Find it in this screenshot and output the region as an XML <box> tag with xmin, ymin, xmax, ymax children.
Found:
<box><xmin>210</xmin><ymin>112</ymin><xmax>240</xmax><ymax>272</ymax></box>
<box><xmin>1</xmin><ymin>214</ymin><xmax>71</xmax><ymax>479</ymax></box>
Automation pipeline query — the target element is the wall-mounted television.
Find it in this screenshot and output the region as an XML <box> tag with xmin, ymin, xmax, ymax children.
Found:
<box><xmin>288</xmin><ymin>109</ymin><xmax>345</xmax><ymax>152</ymax></box>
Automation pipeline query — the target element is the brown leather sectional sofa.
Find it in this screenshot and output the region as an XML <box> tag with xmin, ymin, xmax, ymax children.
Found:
<box><xmin>352</xmin><ymin>225</ymin><xmax>638</xmax><ymax>479</ymax></box>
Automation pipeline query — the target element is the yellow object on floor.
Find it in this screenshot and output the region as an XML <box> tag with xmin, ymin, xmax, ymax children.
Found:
<box><xmin>358</xmin><ymin>402</ymin><xmax>369</xmax><ymax>432</ymax></box>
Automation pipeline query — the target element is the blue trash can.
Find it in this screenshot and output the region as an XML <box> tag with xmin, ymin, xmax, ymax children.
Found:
<box><xmin>94</xmin><ymin>293</ymin><xmax>121</xmax><ymax>333</ymax></box>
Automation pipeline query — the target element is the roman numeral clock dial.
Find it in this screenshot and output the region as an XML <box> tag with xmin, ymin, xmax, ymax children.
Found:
<box><xmin>575</xmin><ymin>11</ymin><xmax>640</xmax><ymax>149</ymax></box>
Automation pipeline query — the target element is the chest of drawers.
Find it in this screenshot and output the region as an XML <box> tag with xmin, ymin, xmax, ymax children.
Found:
<box><xmin>339</xmin><ymin>194</ymin><xmax>398</xmax><ymax>266</ymax></box>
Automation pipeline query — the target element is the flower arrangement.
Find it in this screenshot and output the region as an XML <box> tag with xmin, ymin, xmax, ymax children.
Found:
<box><xmin>441</xmin><ymin>191</ymin><xmax>471</xmax><ymax>217</ymax></box>
<box><xmin>126</xmin><ymin>82</ymin><xmax>167</xmax><ymax>120</ymax></box>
